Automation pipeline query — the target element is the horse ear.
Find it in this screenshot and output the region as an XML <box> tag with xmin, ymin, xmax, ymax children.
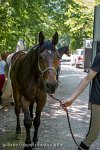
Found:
<box><xmin>39</xmin><ymin>31</ymin><xmax>45</xmax><ymax>45</ymax></box>
<box><xmin>52</xmin><ymin>32</ymin><xmax>58</xmax><ymax>46</ymax></box>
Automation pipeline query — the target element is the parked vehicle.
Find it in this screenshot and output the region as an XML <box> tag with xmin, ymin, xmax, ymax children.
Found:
<box><xmin>70</xmin><ymin>48</ymin><xmax>84</xmax><ymax>68</ymax></box>
<box><xmin>60</xmin><ymin>54</ymin><xmax>71</xmax><ymax>62</ymax></box>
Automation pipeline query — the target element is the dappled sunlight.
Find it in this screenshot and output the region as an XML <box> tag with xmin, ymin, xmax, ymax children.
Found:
<box><xmin>66</xmin><ymin>99</ymin><xmax>90</xmax><ymax>124</ymax></box>
<box><xmin>0</xmin><ymin>65</ymin><xmax>99</xmax><ymax>150</ymax></box>
<box><xmin>42</xmin><ymin>96</ymin><xmax>90</xmax><ymax>126</ymax></box>
<box><xmin>50</xmin><ymin>102</ymin><xmax>59</xmax><ymax>107</ymax></box>
<box><xmin>40</xmin><ymin>95</ymin><xmax>90</xmax><ymax>143</ymax></box>
<box><xmin>0</xmin><ymin>84</ymin><xmax>89</xmax><ymax>150</ymax></box>
<box><xmin>39</xmin><ymin>96</ymin><xmax>89</xmax><ymax>149</ymax></box>
<box><xmin>41</xmin><ymin>111</ymin><xmax>51</xmax><ymax>117</ymax></box>
<box><xmin>50</xmin><ymin>109</ymin><xmax>65</xmax><ymax>118</ymax></box>
<box><xmin>60</xmin><ymin>73</ymin><xmax>86</xmax><ymax>78</ymax></box>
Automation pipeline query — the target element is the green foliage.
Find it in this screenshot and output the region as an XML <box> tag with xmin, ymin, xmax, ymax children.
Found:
<box><xmin>0</xmin><ymin>0</ymin><xmax>94</xmax><ymax>53</ymax></box>
<box><xmin>95</xmin><ymin>0</ymin><xmax>100</xmax><ymax>5</ymax></box>
<box><xmin>64</xmin><ymin>1</ymin><xmax>94</xmax><ymax>51</ymax></box>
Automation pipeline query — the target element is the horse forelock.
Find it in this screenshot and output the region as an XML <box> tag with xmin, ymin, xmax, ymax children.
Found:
<box><xmin>37</xmin><ymin>40</ymin><xmax>57</xmax><ymax>55</ymax></box>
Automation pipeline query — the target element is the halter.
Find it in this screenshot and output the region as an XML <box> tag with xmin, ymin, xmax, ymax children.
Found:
<box><xmin>38</xmin><ymin>41</ymin><xmax>57</xmax><ymax>78</ymax></box>
<box><xmin>38</xmin><ymin>59</ymin><xmax>57</xmax><ymax>77</ymax></box>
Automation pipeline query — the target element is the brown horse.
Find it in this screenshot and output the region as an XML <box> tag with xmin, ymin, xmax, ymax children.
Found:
<box><xmin>56</xmin><ymin>45</ymin><xmax>70</xmax><ymax>81</ymax></box>
<box><xmin>10</xmin><ymin>32</ymin><xmax>59</xmax><ymax>149</ymax></box>
<box><xmin>58</xmin><ymin>45</ymin><xmax>70</xmax><ymax>58</ymax></box>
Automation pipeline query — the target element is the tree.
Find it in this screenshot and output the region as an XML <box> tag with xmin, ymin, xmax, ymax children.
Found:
<box><xmin>0</xmin><ymin>0</ymin><xmax>95</xmax><ymax>53</ymax></box>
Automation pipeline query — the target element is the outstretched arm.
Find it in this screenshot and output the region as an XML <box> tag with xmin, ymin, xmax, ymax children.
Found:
<box><xmin>61</xmin><ymin>69</ymin><xmax>97</xmax><ymax>110</ymax></box>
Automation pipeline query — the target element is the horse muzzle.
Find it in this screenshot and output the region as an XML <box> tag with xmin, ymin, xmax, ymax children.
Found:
<box><xmin>45</xmin><ymin>81</ymin><xmax>58</xmax><ymax>94</ymax></box>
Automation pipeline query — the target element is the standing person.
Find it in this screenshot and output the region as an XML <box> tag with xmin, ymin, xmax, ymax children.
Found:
<box><xmin>16</xmin><ymin>38</ymin><xmax>26</xmax><ymax>52</ymax></box>
<box><xmin>60</xmin><ymin>53</ymin><xmax>100</xmax><ymax>150</ymax></box>
<box><xmin>0</xmin><ymin>54</ymin><xmax>6</xmax><ymax>108</ymax></box>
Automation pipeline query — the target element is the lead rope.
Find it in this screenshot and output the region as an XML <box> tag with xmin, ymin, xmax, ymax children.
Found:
<box><xmin>49</xmin><ymin>94</ymin><xmax>84</xmax><ymax>150</ymax></box>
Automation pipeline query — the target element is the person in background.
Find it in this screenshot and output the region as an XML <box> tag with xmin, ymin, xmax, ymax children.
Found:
<box><xmin>0</xmin><ymin>54</ymin><xmax>6</xmax><ymax>109</ymax></box>
<box><xmin>1</xmin><ymin>39</ymin><xmax>27</xmax><ymax>111</ymax></box>
<box><xmin>60</xmin><ymin>53</ymin><xmax>100</xmax><ymax>150</ymax></box>
<box><xmin>16</xmin><ymin>38</ymin><xmax>26</xmax><ymax>52</ymax></box>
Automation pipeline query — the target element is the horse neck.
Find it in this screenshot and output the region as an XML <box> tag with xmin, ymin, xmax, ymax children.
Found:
<box><xmin>23</xmin><ymin>48</ymin><xmax>38</xmax><ymax>71</ymax></box>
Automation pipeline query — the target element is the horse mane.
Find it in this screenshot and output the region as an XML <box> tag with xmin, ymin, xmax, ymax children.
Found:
<box><xmin>22</xmin><ymin>46</ymin><xmax>39</xmax><ymax>72</ymax></box>
<box><xmin>19</xmin><ymin>46</ymin><xmax>40</xmax><ymax>89</ymax></box>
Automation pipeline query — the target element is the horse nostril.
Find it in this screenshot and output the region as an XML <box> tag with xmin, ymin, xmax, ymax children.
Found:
<box><xmin>46</xmin><ymin>82</ymin><xmax>58</xmax><ymax>93</ymax></box>
<box><xmin>46</xmin><ymin>82</ymin><xmax>50</xmax><ymax>89</ymax></box>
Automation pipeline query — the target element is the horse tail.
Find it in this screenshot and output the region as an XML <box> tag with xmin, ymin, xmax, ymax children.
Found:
<box><xmin>1</xmin><ymin>65</ymin><xmax>12</xmax><ymax>101</ymax></box>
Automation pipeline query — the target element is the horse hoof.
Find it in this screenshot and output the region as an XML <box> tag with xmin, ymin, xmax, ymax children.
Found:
<box><xmin>32</xmin><ymin>136</ymin><xmax>38</xmax><ymax>144</ymax></box>
<box><xmin>24</xmin><ymin>145</ymin><xmax>32</xmax><ymax>150</ymax></box>
<box><xmin>24</xmin><ymin>139</ymin><xmax>32</xmax><ymax>150</ymax></box>
<box><xmin>25</xmin><ymin>138</ymin><xmax>31</xmax><ymax>145</ymax></box>
<box><xmin>32</xmin><ymin>143</ymin><xmax>37</xmax><ymax>148</ymax></box>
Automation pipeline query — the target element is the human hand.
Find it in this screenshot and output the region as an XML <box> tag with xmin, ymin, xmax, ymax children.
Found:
<box><xmin>60</xmin><ymin>98</ymin><xmax>74</xmax><ymax>111</ymax></box>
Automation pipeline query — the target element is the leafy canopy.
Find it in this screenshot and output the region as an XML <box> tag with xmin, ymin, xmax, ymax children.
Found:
<box><xmin>0</xmin><ymin>0</ymin><xmax>95</xmax><ymax>53</ymax></box>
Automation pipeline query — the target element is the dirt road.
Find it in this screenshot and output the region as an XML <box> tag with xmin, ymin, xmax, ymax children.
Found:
<box><xmin>0</xmin><ymin>63</ymin><xmax>100</xmax><ymax>150</ymax></box>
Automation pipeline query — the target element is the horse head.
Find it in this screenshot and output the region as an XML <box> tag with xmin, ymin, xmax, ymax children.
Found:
<box><xmin>64</xmin><ymin>45</ymin><xmax>70</xmax><ymax>56</ymax></box>
<box><xmin>58</xmin><ymin>45</ymin><xmax>70</xmax><ymax>58</ymax></box>
<box><xmin>37</xmin><ymin>31</ymin><xmax>60</xmax><ymax>94</ymax></box>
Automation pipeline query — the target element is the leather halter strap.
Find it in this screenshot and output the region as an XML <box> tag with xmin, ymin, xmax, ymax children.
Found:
<box><xmin>38</xmin><ymin>59</ymin><xmax>57</xmax><ymax>76</ymax></box>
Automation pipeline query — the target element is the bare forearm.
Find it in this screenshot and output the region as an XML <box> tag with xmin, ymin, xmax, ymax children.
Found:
<box><xmin>61</xmin><ymin>70</ymin><xmax>97</xmax><ymax>109</ymax></box>
<box><xmin>70</xmin><ymin>77</ymin><xmax>90</xmax><ymax>101</ymax></box>
<box><xmin>70</xmin><ymin>69</ymin><xmax>97</xmax><ymax>101</ymax></box>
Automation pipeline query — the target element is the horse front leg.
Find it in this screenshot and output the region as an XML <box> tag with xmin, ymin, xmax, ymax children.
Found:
<box><xmin>13</xmin><ymin>87</ymin><xmax>21</xmax><ymax>134</ymax></box>
<box><xmin>21</xmin><ymin>97</ymin><xmax>32</xmax><ymax>150</ymax></box>
<box><xmin>15</xmin><ymin>103</ymin><xmax>21</xmax><ymax>134</ymax></box>
<box><xmin>29</xmin><ymin>102</ymin><xmax>34</xmax><ymax>119</ymax></box>
<box><xmin>33</xmin><ymin>112</ymin><xmax>41</xmax><ymax>145</ymax></box>
<box><xmin>33</xmin><ymin>97</ymin><xmax>46</xmax><ymax>145</ymax></box>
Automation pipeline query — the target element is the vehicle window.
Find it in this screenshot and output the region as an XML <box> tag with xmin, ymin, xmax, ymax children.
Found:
<box><xmin>75</xmin><ymin>51</ymin><xmax>79</xmax><ymax>55</ymax></box>
<box><xmin>81</xmin><ymin>50</ymin><xmax>84</xmax><ymax>55</ymax></box>
<box><xmin>74</xmin><ymin>49</ymin><xmax>84</xmax><ymax>55</ymax></box>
